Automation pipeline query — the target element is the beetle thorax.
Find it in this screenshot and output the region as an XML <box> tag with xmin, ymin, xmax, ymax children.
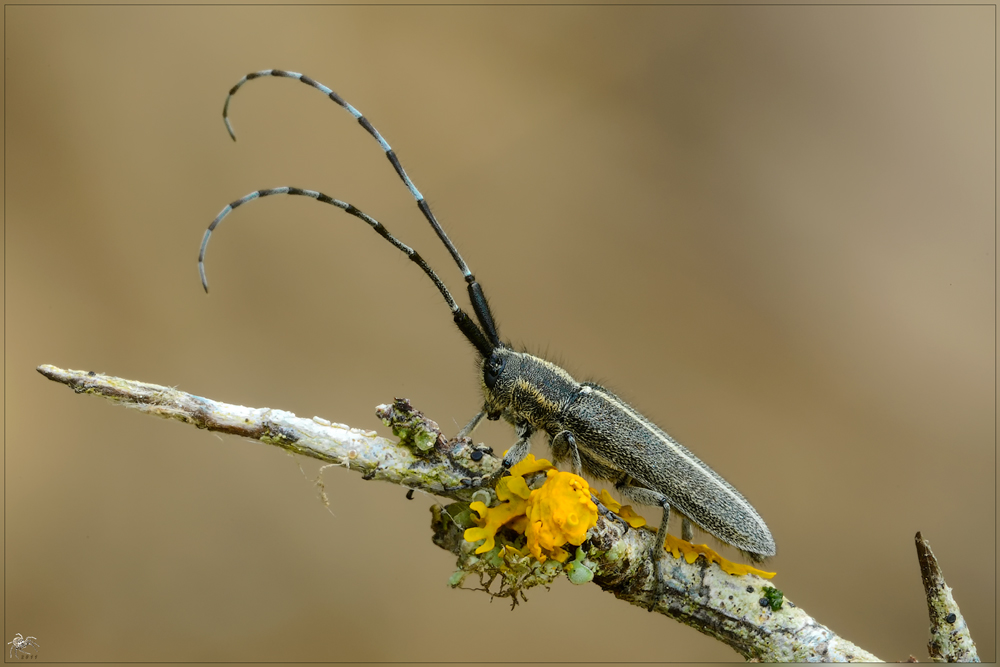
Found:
<box><xmin>481</xmin><ymin>349</ymin><xmax>580</xmax><ymax>430</ymax></box>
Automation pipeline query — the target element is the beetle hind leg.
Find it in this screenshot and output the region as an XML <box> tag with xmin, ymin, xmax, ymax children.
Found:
<box><xmin>616</xmin><ymin>482</ymin><xmax>674</xmax><ymax>609</ymax></box>
<box><xmin>681</xmin><ymin>516</ymin><xmax>694</xmax><ymax>542</ymax></box>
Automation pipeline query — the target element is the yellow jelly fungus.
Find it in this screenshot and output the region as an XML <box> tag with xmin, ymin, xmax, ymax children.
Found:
<box><xmin>500</xmin><ymin>544</ymin><xmax>527</xmax><ymax>559</ymax></box>
<box><xmin>463</xmin><ymin>454</ymin><xmax>552</xmax><ymax>555</ymax></box>
<box><xmin>462</xmin><ymin>456</ymin><xmax>600</xmax><ymax>563</ymax></box>
<box><xmin>465</xmin><ymin>499</ymin><xmax>528</xmax><ymax>555</ymax></box>
<box><xmin>496</xmin><ymin>474</ymin><xmax>531</xmax><ymax>503</ymax></box>
<box><xmin>616</xmin><ymin>505</ymin><xmax>647</xmax><ymax>528</ymax></box>
<box><xmin>508</xmin><ymin>514</ymin><xmax>529</xmax><ymax>534</ymax></box>
<box><xmin>508</xmin><ymin>454</ymin><xmax>554</xmax><ymax>478</ymax></box>
<box><xmin>663</xmin><ymin>535</ymin><xmax>776</xmax><ymax>579</ymax></box>
<box><xmin>524</xmin><ymin>469</ymin><xmax>599</xmax><ymax>563</ymax></box>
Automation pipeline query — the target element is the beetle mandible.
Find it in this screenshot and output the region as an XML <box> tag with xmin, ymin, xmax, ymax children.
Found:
<box><xmin>198</xmin><ymin>70</ymin><xmax>777</xmax><ymax>588</ymax></box>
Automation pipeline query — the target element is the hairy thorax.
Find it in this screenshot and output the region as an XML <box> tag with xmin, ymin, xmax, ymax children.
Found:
<box><xmin>482</xmin><ymin>349</ymin><xmax>579</xmax><ymax>434</ymax></box>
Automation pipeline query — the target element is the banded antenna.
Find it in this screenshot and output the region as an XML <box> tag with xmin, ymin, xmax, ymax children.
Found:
<box><xmin>220</xmin><ymin>70</ymin><xmax>500</xmax><ymax>349</ymax></box>
<box><xmin>198</xmin><ymin>187</ymin><xmax>493</xmax><ymax>358</ymax></box>
<box><xmin>200</xmin><ymin>70</ymin><xmax>501</xmax><ymax>356</ymax></box>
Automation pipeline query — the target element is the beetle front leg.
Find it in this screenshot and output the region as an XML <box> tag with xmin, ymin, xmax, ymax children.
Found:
<box><xmin>500</xmin><ymin>422</ymin><xmax>534</xmax><ymax>471</ymax></box>
<box><xmin>456</xmin><ymin>410</ymin><xmax>486</xmax><ymax>439</ymax></box>
<box><xmin>458</xmin><ymin>423</ymin><xmax>534</xmax><ymax>490</ymax></box>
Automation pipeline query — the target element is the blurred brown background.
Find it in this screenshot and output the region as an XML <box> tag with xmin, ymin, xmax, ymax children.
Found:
<box><xmin>5</xmin><ymin>5</ymin><xmax>994</xmax><ymax>663</ymax></box>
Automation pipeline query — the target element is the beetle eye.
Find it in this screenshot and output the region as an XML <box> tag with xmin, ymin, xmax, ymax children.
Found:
<box><xmin>484</xmin><ymin>352</ymin><xmax>506</xmax><ymax>390</ymax></box>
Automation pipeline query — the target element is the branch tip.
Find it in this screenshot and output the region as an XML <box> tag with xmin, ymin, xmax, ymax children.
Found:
<box><xmin>914</xmin><ymin>532</ymin><xmax>979</xmax><ymax>662</ymax></box>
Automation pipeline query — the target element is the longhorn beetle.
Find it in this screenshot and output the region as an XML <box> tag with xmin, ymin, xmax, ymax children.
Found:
<box><xmin>198</xmin><ymin>70</ymin><xmax>776</xmax><ymax>590</ymax></box>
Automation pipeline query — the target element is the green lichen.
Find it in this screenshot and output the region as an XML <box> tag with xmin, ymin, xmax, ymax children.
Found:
<box><xmin>565</xmin><ymin>547</ymin><xmax>595</xmax><ymax>585</ymax></box>
<box><xmin>396</xmin><ymin>424</ymin><xmax>437</xmax><ymax>451</ymax></box>
<box><xmin>376</xmin><ymin>398</ymin><xmax>443</xmax><ymax>453</ymax></box>
<box><xmin>762</xmin><ymin>585</ymin><xmax>784</xmax><ymax>611</ymax></box>
<box><xmin>442</xmin><ymin>503</ymin><xmax>477</xmax><ymax>531</ymax></box>
<box><xmin>604</xmin><ymin>539</ymin><xmax>630</xmax><ymax>563</ymax></box>
<box><xmin>470</xmin><ymin>489</ymin><xmax>492</xmax><ymax>507</ymax></box>
<box><xmin>448</xmin><ymin>528</ymin><xmax>566</xmax><ymax>606</ymax></box>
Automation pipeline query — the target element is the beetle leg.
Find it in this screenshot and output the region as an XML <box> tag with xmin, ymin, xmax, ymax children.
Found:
<box><xmin>681</xmin><ymin>516</ymin><xmax>694</xmax><ymax>542</ymax></box>
<box><xmin>592</xmin><ymin>493</ymin><xmax>631</xmax><ymax>531</ymax></box>
<box><xmin>617</xmin><ymin>483</ymin><xmax>673</xmax><ymax>608</ymax></box>
<box><xmin>442</xmin><ymin>425</ymin><xmax>534</xmax><ymax>493</ymax></box>
<box><xmin>468</xmin><ymin>433</ymin><xmax>531</xmax><ymax>487</ymax></box>
<box><xmin>551</xmin><ymin>430</ymin><xmax>631</xmax><ymax>529</ymax></box>
<box><xmin>456</xmin><ymin>410</ymin><xmax>486</xmax><ymax>439</ymax></box>
<box><xmin>501</xmin><ymin>432</ymin><xmax>532</xmax><ymax>472</ymax></box>
<box><xmin>550</xmin><ymin>430</ymin><xmax>583</xmax><ymax>476</ymax></box>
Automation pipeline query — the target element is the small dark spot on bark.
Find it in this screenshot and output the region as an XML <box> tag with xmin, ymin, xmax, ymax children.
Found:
<box><xmin>88</xmin><ymin>371</ymin><xmax>96</xmax><ymax>376</ymax></box>
<box><xmin>728</xmin><ymin>595</ymin><xmax>733</xmax><ymax>600</ymax></box>
<box><xmin>406</xmin><ymin>489</ymin><xmax>415</xmax><ymax>500</ymax></box>
<box><xmin>362</xmin><ymin>469</ymin><xmax>376</xmax><ymax>480</ymax></box>
<box><xmin>759</xmin><ymin>597</ymin><xmax>770</xmax><ymax>607</ymax></box>
<box><xmin>946</xmin><ymin>613</ymin><xmax>957</xmax><ymax>623</ymax></box>
<box><xmin>746</xmin><ymin>585</ymin><xmax>754</xmax><ymax>593</ymax></box>
<box><xmin>471</xmin><ymin>450</ymin><xmax>483</xmax><ymax>462</ymax></box>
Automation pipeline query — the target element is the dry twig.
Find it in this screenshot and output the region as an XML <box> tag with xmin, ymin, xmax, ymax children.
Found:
<box><xmin>915</xmin><ymin>532</ymin><xmax>980</xmax><ymax>662</ymax></box>
<box><xmin>39</xmin><ymin>364</ymin><xmax>974</xmax><ymax>662</ymax></box>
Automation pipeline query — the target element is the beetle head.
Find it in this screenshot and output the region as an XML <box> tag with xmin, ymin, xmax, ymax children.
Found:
<box><xmin>480</xmin><ymin>346</ymin><xmax>516</xmax><ymax>420</ymax></box>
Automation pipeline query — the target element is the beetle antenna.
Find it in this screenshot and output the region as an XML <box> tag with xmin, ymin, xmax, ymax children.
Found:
<box><xmin>223</xmin><ymin>70</ymin><xmax>502</xmax><ymax>348</ymax></box>
<box><xmin>198</xmin><ymin>187</ymin><xmax>494</xmax><ymax>358</ymax></box>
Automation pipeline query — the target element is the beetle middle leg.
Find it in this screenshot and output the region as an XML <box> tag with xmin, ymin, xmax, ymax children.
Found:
<box><xmin>552</xmin><ymin>431</ymin><xmax>630</xmax><ymax>531</ymax></box>
<box><xmin>551</xmin><ymin>430</ymin><xmax>583</xmax><ymax>476</ymax></box>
